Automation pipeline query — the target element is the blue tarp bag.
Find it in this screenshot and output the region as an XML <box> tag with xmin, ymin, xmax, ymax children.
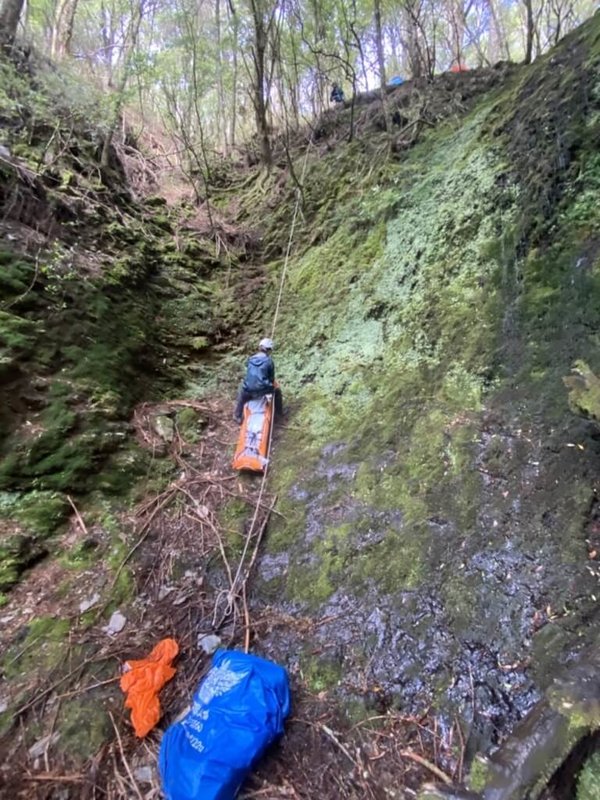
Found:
<box><xmin>159</xmin><ymin>650</ymin><xmax>291</xmax><ymax>800</ymax></box>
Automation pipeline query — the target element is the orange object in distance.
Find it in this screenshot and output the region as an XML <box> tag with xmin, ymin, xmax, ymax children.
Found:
<box><xmin>120</xmin><ymin>638</ymin><xmax>179</xmax><ymax>737</ymax></box>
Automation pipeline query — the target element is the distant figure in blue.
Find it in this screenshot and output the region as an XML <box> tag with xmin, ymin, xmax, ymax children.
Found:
<box><xmin>234</xmin><ymin>338</ymin><xmax>284</xmax><ymax>424</ymax></box>
<box><xmin>388</xmin><ymin>75</ymin><xmax>405</xmax><ymax>87</ymax></box>
<box><xmin>330</xmin><ymin>83</ymin><xmax>344</xmax><ymax>104</ymax></box>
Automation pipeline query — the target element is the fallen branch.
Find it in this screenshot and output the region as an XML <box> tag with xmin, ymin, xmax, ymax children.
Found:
<box><xmin>104</xmin><ymin>484</ymin><xmax>178</xmax><ymax>600</ymax></box>
<box><xmin>25</xmin><ymin>774</ymin><xmax>85</xmax><ymax>783</ymax></box>
<box><xmin>67</xmin><ymin>495</ymin><xmax>90</xmax><ymax>538</ymax></box>
<box><xmin>321</xmin><ymin>724</ymin><xmax>359</xmax><ymax>768</ymax></box>
<box><xmin>109</xmin><ymin>712</ymin><xmax>144</xmax><ymax>800</ymax></box>
<box><xmin>399</xmin><ymin>749</ymin><xmax>453</xmax><ymax>785</ymax></box>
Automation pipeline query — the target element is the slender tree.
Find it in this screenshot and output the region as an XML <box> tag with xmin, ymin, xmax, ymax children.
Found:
<box><xmin>522</xmin><ymin>0</ymin><xmax>535</xmax><ymax>63</ymax></box>
<box><xmin>101</xmin><ymin>0</ymin><xmax>145</xmax><ymax>169</ymax></box>
<box><xmin>373</xmin><ymin>0</ymin><xmax>392</xmax><ymax>135</ymax></box>
<box><xmin>245</xmin><ymin>0</ymin><xmax>280</xmax><ymax>167</ymax></box>
<box><xmin>51</xmin><ymin>0</ymin><xmax>80</xmax><ymax>58</ymax></box>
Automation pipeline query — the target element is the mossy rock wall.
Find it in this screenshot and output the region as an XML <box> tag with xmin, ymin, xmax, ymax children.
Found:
<box><xmin>0</xmin><ymin>53</ymin><xmax>223</xmax><ymax>593</ymax></box>
<box><xmin>251</xmin><ymin>14</ymin><xmax>600</xmax><ymax>742</ymax></box>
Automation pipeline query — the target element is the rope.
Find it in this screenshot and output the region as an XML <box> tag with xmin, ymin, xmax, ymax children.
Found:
<box><xmin>271</xmin><ymin>141</ymin><xmax>313</xmax><ymax>336</ymax></box>
<box><xmin>223</xmin><ymin>138</ymin><xmax>313</xmax><ymax>639</ymax></box>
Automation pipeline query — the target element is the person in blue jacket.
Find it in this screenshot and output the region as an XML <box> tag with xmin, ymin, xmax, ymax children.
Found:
<box><xmin>234</xmin><ymin>337</ymin><xmax>284</xmax><ymax>423</ymax></box>
<box><xmin>330</xmin><ymin>83</ymin><xmax>344</xmax><ymax>104</ymax></box>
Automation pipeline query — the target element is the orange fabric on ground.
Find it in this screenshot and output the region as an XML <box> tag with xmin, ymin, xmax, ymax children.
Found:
<box><xmin>120</xmin><ymin>638</ymin><xmax>179</xmax><ymax>737</ymax></box>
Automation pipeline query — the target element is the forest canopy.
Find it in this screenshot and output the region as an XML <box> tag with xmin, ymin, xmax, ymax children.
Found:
<box><xmin>0</xmin><ymin>0</ymin><xmax>597</xmax><ymax>170</ymax></box>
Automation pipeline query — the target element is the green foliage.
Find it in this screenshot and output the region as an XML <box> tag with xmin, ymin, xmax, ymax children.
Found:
<box><xmin>300</xmin><ymin>651</ymin><xmax>342</xmax><ymax>692</ymax></box>
<box><xmin>0</xmin><ymin>490</ymin><xmax>70</xmax><ymax>535</ymax></box>
<box><xmin>577</xmin><ymin>752</ymin><xmax>600</xmax><ymax>800</ymax></box>
<box><xmin>0</xmin><ymin>310</ymin><xmax>40</xmax><ymax>364</ymax></box>
<box><xmin>0</xmin><ymin>53</ymin><xmax>111</xmax><ymax>154</ymax></box>
<box><xmin>563</xmin><ymin>361</ymin><xmax>600</xmax><ymax>424</ymax></box>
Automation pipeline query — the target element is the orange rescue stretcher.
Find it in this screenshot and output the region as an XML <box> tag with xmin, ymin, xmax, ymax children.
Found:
<box><xmin>232</xmin><ymin>393</ymin><xmax>274</xmax><ymax>472</ymax></box>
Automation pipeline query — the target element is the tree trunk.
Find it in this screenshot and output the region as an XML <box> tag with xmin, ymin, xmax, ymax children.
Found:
<box><xmin>229</xmin><ymin>4</ymin><xmax>238</xmax><ymax>147</ymax></box>
<box><xmin>100</xmin><ymin>0</ymin><xmax>116</xmax><ymax>87</ymax></box>
<box><xmin>523</xmin><ymin>0</ymin><xmax>534</xmax><ymax>63</ymax></box>
<box><xmin>101</xmin><ymin>0</ymin><xmax>144</xmax><ymax>170</ymax></box>
<box><xmin>0</xmin><ymin>0</ymin><xmax>25</xmax><ymax>46</ymax></box>
<box><xmin>51</xmin><ymin>0</ymin><xmax>80</xmax><ymax>58</ymax></box>
<box><xmin>373</xmin><ymin>0</ymin><xmax>391</xmax><ymax>136</ymax></box>
<box><xmin>403</xmin><ymin>0</ymin><xmax>424</xmax><ymax>78</ymax></box>
<box><xmin>450</xmin><ymin>0</ymin><xmax>467</xmax><ymax>67</ymax></box>
<box><xmin>215</xmin><ymin>0</ymin><xmax>228</xmax><ymax>153</ymax></box>
<box><xmin>488</xmin><ymin>0</ymin><xmax>511</xmax><ymax>61</ymax></box>
<box><xmin>248</xmin><ymin>0</ymin><xmax>274</xmax><ymax>168</ymax></box>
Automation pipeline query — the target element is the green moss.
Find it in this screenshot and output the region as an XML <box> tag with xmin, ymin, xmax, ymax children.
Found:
<box><xmin>468</xmin><ymin>754</ymin><xmax>493</xmax><ymax>792</ymax></box>
<box><xmin>2</xmin><ymin>615</ymin><xmax>70</xmax><ymax>679</ymax></box>
<box><xmin>94</xmin><ymin>445</ymin><xmax>152</xmax><ymax>494</ymax></box>
<box><xmin>0</xmin><ymin>491</ymin><xmax>69</xmax><ymax>590</ymax></box>
<box><xmin>564</xmin><ymin>361</ymin><xmax>600</xmax><ymax>424</ymax></box>
<box><xmin>267</xmin><ymin>445</ymin><xmax>313</xmax><ymax>554</ymax></box>
<box><xmin>300</xmin><ymin>652</ymin><xmax>342</xmax><ymax>693</ymax></box>
<box><xmin>175</xmin><ymin>406</ymin><xmax>206</xmax><ymax>444</ymax></box>
<box><xmin>130</xmin><ymin>457</ymin><xmax>176</xmax><ymax>500</ymax></box>
<box><xmin>577</xmin><ymin>751</ymin><xmax>600</xmax><ymax>800</ymax></box>
<box><xmin>0</xmin><ymin>533</ymin><xmax>47</xmax><ymax>591</ymax></box>
<box><xmin>103</xmin><ymin>511</ymin><xmax>134</xmax><ymax>604</ymax></box>
<box><xmin>3</xmin><ymin>490</ymin><xmax>70</xmax><ymax>536</ymax></box>
<box><xmin>220</xmin><ymin>496</ymin><xmax>252</xmax><ymax>556</ymax></box>
<box><xmin>351</xmin><ymin>529</ymin><xmax>426</xmax><ymax>593</ymax></box>
<box><xmin>251</xmin><ymin>26</ymin><xmax>600</xmax><ymax>655</ymax></box>
<box><xmin>56</xmin><ymin>698</ymin><xmax>113</xmax><ymax>762</ymax></box>
<box><xmin>59</xmin><ymin>538</ymin><xmax>99</xmax><ymax>570</ymax></box>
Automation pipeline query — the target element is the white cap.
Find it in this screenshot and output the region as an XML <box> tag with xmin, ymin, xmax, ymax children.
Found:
<box><xmin>259</xmin><ymin>338</ymin><xmax>274</xmax><ymax>351</ymax></box>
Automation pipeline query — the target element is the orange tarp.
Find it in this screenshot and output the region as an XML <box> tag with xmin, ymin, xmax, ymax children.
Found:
<box><xmin>120</xmin><ymin>638</ymin><xmax>179</xmax><ymax>737</ymax></box>
<box><xmin>232</xmin><ymin>394</ymin><xmax>273</xmax><ymax>473</ymax></box>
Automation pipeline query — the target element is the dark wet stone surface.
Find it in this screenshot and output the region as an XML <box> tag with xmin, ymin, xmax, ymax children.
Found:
<box><xmin>253</xmin><ymin>415</ymin><xmax>600</xmax><ymax>751</ymax></box>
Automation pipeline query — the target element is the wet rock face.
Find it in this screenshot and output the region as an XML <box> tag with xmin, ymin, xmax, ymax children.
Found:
<box><xmin>439</xmin><ymin>643</ymin><xmax>600</xmax><ymax>800</ymax></box>
<box><xmin>259</xmin><ymin>407</ymin><xmax>599</xmax><ymax>739</ymax></box>
<box><xmin>260</xmin><ymin>441</ymin><xmax>538</xmax><ymax>731</ymax></box>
